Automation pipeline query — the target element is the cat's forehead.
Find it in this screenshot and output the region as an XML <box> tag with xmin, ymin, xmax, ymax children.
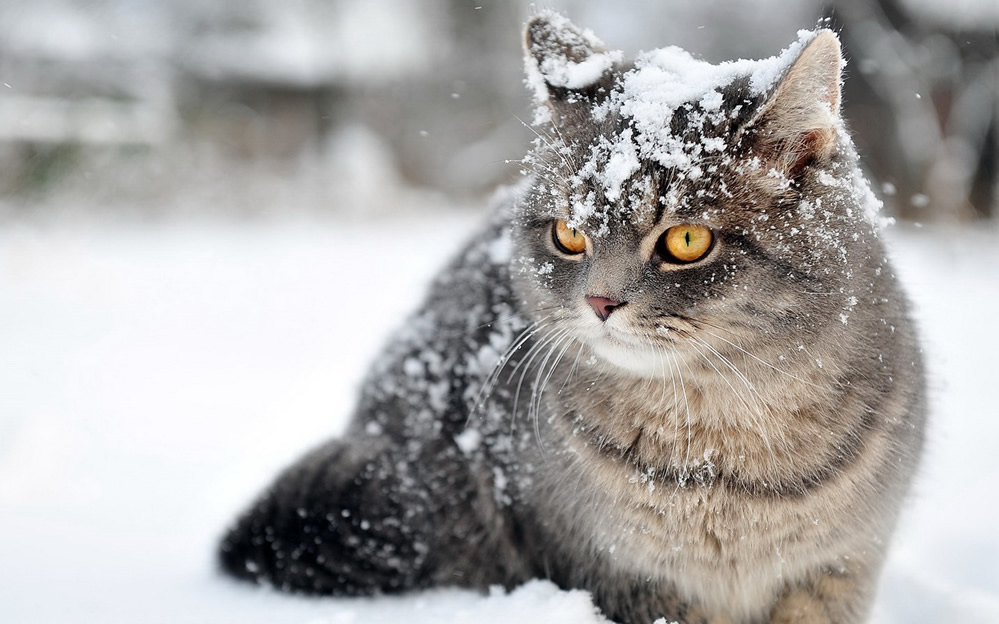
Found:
<box><xmin>530</xmin><ymin>35</ymin><xmax>813</xmax><ymax>234</ymax></box>
<box><xmin>555</xmin><ymin>164</ymin><xmax>743</xmax><ymax>239</ymax></box>
<box><xmin>542</xmin><ymin>124</ymin><xmax>756</xmax><ymax>239</ymax></box>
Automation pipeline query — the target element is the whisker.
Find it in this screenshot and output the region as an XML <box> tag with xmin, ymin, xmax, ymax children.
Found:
<box><xmin>558</xmin><ymin>335</ymin><xmax>586</xmax><ymax>395</ymax></box>
<box><xmin>686</xmin><ymin>339</ymin><xmax>781</xmax><ymax>474</ymax></box>
<box><xmin>666</xmin><ymin>348</ymin><xmax>693</xmax><ymax>503</ymax></box>
<box><xmin>691</xmin><ymin>336</ymin><xmax>758</xmax><ymax>396</ymax></box>
<box><xmin>466</xmin><ymin>315</ymin><xmax>557</xmax><ymax>429</ymax></box>
<box><xmin>450</xmin><ymin>304</ymin><xmax>562</xmax><ymax>338</ymax></box>
<box><xmin>513</xmin><ymin>114</ymin><xmax>574</xmax><ymax>181</ymax></box>
<box><xmin>512</xmin><ymin>327</ymin><xmax>570</xmax><ymax>436</ymax></box>
<box><xmin>531</xmin><ymin>332</ymin><xmax>576</xmax><ymax>454</ymax></box>
<box><xmin>547</xmin><ymin>120</ymin><xmax>579</xmax><ymax>171</ymax></box>
<box><xmin>660</xmin><ymin>343</ymin><xmax>682</xmax><ymax>473</ymax></box>
<box><xmin>692</xmin><ymin>323</ymin><xmax>823</xmax><ymax>389</ymax></box>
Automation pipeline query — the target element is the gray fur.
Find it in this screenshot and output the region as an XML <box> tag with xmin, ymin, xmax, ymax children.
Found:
<box><xmin>219</xmin><ymin>15</ymin><xmax>925</xmax><ymax>624</ymax></box>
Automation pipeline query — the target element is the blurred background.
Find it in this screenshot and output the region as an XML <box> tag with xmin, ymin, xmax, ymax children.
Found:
<box><xmin>0</xmin><ymin>0</ymin><xmax>995</xmax><ymax>222</ymax></box>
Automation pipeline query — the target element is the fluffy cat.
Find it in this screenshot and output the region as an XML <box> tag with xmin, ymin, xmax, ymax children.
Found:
<box><xmin>219</xmin><ymin>13</ymin><xmax>925</xmax><ymax>624</ymax></box>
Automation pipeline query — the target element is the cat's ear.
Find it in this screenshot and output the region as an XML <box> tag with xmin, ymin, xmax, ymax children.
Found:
<box><xmin>747</xmin><ymin>30</ymin><xmax>843</xmax><ymax>177</ymax></box>
<box><xmin>523</xmin><ymin>13</ymin><xmax>620</xmax><ymax>119</ymax></box>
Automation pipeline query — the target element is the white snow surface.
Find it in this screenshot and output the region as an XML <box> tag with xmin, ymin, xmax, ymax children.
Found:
<box><xmin>1</xmin><ymin>213</ymin><xmax>998</xmax><ymax>623</ymax></box>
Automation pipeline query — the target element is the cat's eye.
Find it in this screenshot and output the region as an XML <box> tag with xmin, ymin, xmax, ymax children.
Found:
<box><xmin>552</xmin><ymin>219</ymin><xmax>587</xmax><ymax>255</ymax></box>
<box><xmin>659</xmin><ymin>224</ymin><xmax>713</xmax><ymax>263</ymax></box>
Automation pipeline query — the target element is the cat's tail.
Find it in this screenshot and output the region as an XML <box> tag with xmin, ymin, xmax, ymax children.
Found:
<box><xmin>218</xmin><ymin>437</ymin><xmax>434</xmax><ymax>594</ymax></box>
<box><xmin>217</xmin><ymin>434</ymin><xmax>529</xmax><ymax>595</ymax></box>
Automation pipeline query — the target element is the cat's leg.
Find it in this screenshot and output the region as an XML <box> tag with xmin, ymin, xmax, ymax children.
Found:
<box><xmin>218</xmin><ymin>435</ymin><xmax>527</xmax><ymax>595</ymax></box>
<box><xmin>768</xmin><ymin>557</ymin><xmax>879</xmax><ymax>624</ymax></box>
<box><xmin>590</xmin><ymin>558</ymin><xmax>876</xmax><ymax>624</ymax></box>
<box><xmin>573</xmin><ymin>574</ymin><xmax>719</xmax><ymax>624</ymax></box>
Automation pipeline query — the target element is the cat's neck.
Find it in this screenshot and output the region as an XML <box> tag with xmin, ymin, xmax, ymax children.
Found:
<box><xmin>548</xmin><ymin>339</ymin><xmax>858</xmax><ymax>491</ymax></box>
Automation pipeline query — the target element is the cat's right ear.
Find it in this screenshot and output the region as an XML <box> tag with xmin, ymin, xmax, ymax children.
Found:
<box><xmin>524</xmin><ymin>12</ymin><xmax>620</xmax><ymax>121</ymax></box>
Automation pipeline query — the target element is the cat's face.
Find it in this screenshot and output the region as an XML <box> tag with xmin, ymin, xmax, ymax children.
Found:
<box><xmin>510</xmin><ymin>15</ymin><xmax>883</xmax><ymax>378</ymax></box>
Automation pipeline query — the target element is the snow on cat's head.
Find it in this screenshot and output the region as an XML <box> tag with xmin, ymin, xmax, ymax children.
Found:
<box><xmin>512</xmin><ymin>13</ymin><xmax>886</xmax><ymax>378</ymax></box>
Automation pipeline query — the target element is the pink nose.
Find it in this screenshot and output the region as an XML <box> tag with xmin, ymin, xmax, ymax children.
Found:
<box><xmin>586</xmin><ymin>295</ymin><xmax>624</xmax><ymax>321</ymax></box>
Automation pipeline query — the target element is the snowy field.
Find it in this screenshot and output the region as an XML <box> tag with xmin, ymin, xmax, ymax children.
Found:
<box><xmin>0</xmin><ymin>211</ymin><xmax>997</xmax><ymax>623</ymax></box>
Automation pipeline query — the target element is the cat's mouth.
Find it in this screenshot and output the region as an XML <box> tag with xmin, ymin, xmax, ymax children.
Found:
<box><xmin>584</xmin><ymin>324</ymin><xmax>674</xmax><ymax>377</ymax></box>
<box><xmin>596</xmin><ymin>324</ymin><xmax>646</xmax><ymax>347</ymax></box>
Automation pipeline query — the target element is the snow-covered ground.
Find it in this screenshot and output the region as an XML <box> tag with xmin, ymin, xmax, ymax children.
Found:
<box><xmin>0</xmin><ymin>212</ymin><xmax>996</xmax><ymax>623</ymax></box>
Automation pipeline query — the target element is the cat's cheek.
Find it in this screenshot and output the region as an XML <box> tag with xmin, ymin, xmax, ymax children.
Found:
<box><xmin>514</xmin><ymin>255</ymin><xmax>556</xmax><ymax>287</ymax></box>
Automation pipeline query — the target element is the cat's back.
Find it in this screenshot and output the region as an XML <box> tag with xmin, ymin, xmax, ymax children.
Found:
<box><xmin>347</xmin><ymin>193</ymin><xmax>529</xmax><ymax>443</ymax></box>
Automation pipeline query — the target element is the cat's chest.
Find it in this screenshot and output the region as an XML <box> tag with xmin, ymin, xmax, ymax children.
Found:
<box><xmin>532</xmin><ymin>387</ymin><xmax>861</xmax><ymax>612</ymax></box>
<box><xmin>543</xmin><ymin>409</ymin><xmax>834</xmax><ymax>546</ymax></box>
<box><xmin>540</xmin><ymin>444</ymin><xmax>842</xmax><ymax>620</ymax></box>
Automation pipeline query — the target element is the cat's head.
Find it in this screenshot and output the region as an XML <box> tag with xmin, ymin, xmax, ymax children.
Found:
<box><xmin>510</xmin><ymin>13</ymin><xmax>886</xmax><ymax>377</ymax></box>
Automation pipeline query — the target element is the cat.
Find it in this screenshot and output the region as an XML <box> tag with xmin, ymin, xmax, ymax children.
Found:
<box><xmin>218</xmin><ymin>12</ymin><xmax>926</xmax><ymax>624</ymax></box>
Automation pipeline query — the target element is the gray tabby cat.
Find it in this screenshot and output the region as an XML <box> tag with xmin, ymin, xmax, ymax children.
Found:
<box><xmin>219</xmin><ymin>13</ymin><xmax>925</xmax><ymax>624</ymax></box>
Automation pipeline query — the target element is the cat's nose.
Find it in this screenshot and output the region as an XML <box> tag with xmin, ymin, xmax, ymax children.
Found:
<box><xmin>586</xmin><ymin>295</ymin><xmax>624</xmax><ymax>321</ymax></box>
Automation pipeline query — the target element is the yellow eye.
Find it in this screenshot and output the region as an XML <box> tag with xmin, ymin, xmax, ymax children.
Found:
<box><xmin>662</xmin><ymin>224</ymin><xmax>713</xmax><ymax>263</ymax></box>
<box><xmin>552</xmin><ymin>219</ymin><xmax>587</xmax><ymax>255</ymax></box>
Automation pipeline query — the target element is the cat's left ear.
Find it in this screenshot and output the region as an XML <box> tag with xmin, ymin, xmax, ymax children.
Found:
<box><xmin>523</xmin><ymin>12</ymin><xmax>621</xmax><ymax>120</ymax></box>
<box><xmin>747</xmin><ymin>30</ymin><xmax>843</xmax><ymax>177</ymax></box>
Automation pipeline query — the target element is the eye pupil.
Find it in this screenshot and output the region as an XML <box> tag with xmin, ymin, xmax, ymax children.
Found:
<box><xmin>684</xmin><ymin>231</ymin><xmax>691</xmax><ymax>246</ymax></box>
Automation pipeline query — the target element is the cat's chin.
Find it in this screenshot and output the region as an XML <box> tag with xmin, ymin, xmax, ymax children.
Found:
<box><xmin>587</xmin><ymin>332</ymin><xmax>674</xmax><ymax>377</ymax></box>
